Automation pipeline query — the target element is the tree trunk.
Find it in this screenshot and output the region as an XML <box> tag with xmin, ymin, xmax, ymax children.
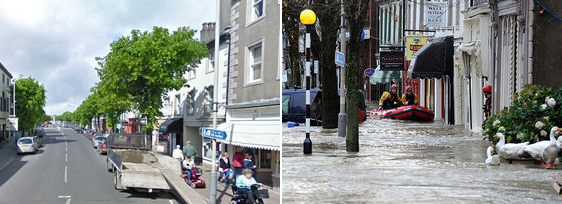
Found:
<box><xmin>344</xmin><ymin>0</ymin><xmax>368</xmax><ymax>152</ymax></box>
<box><xmin>317</xmin><ymin>1</ymin><xmax>341</xmax><ymax>129</ymax></box>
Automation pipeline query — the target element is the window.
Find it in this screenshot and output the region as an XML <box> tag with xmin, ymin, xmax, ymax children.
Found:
<box><xmin>207</xmin><ymin>51</ymin><xmax>215</xmax><ymax>73</ymax></box>
<box><xmin>250</xmin><ymin>0</ymin><xmax>264</xmax><ymax>22</ymax></box>
<box><xmin>247</xmin><ymin>41</ymin><xmax>263</xmax><ymax>84</ymax></box>
<box><xmin>174</xmin><ymin>94</ymin><xmax>181</xmax><ymax>116</ymax></box>
<box><xmin>282</xmin><ymin>94</ymin><xmax>290</xmax><ymax>114</ymax></box>
<box><xmin>258</xmin><ymin>149</ymin><xmax>271</xmax><ymax>169</ymax></box>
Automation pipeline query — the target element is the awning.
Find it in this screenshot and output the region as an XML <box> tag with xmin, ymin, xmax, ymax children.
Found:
<box><xmin>370</xmin><ymin>65</ymin><xmax>400</xmax><ymax>85</ymax></box>
<box><xmin>216</xmin><ymin>121</ymin><xmax>280</xmax><ymax>151</ymax></box>
<box><xmin>159</xmin><ymin>117</ymin><xmax>183</xmax><ymax>134</ymax></box>
<box><xmin>407</xmin><ymin>36</ymin><xmax>454</xmax><ymax>79</ymax></box>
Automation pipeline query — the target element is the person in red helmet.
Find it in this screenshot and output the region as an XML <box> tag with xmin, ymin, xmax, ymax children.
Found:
<box><xmin>483</xmin><ymin>85</ymin><xmax>492</xmax><ymax>119</ymax></box>
<box><xmin>401</xmin><ymin>85</ymin><xmax>419</xmax><ymax>105</ymax></box>
<box><xmin>379</xmin><ymin>84</ymin><xmax>403</xmax><ymax>110</ymax></box>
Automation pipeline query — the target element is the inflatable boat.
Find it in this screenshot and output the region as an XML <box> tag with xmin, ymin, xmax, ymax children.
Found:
<box><xmin>381</xmin><ymin>105</ymin><xmax>434</xmax><ymax>121</ymax></box>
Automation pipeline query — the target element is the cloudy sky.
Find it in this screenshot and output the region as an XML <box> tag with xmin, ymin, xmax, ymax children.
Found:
<box><xmin>0</xmin><ymin>0</ymin><xmax>215</xmax><ymax>115</ymax></box>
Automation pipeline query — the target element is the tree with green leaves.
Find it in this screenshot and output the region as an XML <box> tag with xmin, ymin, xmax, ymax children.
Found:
<box><xmin>344</xmin><ymin>0</ymin><xmax>368</xmax><ymax>152</ymax></box>
<box><xmin>15</xmin><ymin>77</ymin><xmax>46</xmax><ymax>134</ymax></box>
<box><xmin>96</xmin><ymin>26</ymin><xmax>207</xmax><ymax>132</ymax></box>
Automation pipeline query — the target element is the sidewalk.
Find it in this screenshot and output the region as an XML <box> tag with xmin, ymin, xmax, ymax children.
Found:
<box><xmin>0</xmin><ymin>141</ymin><xmax>17</xmax><ymax>171</ymax></box>
<box><xmin>194</xmin><ymin>163</ymin><xmax>281</xmax><ymax>204</ymax></box>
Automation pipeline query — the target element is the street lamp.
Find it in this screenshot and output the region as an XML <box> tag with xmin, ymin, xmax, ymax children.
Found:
<box><xmin>300</xmin><ymin>9</ymin><xmax>316</xmax><ymax>155</ymax></box>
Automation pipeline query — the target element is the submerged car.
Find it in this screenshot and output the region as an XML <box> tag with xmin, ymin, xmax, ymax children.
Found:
<box><xmin>17</xmin><ymin>137</ymin><xmax>38</xmax><ymax>154</ymax></box>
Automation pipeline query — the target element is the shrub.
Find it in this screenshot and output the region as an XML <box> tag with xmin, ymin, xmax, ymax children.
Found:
<box><xmin>483</xmin><ymin>84</ymin><xmax>562</xmax><ymax>145</ymax></box>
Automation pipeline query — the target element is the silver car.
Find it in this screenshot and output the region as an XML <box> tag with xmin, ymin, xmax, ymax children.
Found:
<box><xmin>92</xmin><ymin>136</ymin><xmax>105</xmax><ymax>148</ymax></box>
<box><xmin>17</xmin><ymin>137</ymin><xmax>38</xmax><ymax>154</ymax></box>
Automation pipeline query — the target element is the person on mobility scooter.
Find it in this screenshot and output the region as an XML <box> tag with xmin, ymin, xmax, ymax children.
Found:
<box><xmin>231</xmin><ymin>169</ymin><xmax>265</xmax><ymax>204</ymax></box>
<box><xmin>181</xmin><ymin>156</ymin><xmax>206</xmax><ymax>188</ymax></box>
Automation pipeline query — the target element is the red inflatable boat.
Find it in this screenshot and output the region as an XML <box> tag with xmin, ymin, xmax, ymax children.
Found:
<box><xmin>381</xmin><ymin>105</ymin><xmax>434</xmax><ymax>121</ymax></box>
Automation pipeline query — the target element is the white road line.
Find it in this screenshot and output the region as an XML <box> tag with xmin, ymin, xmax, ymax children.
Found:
<box><xmin>66</xmin><ymin>198</ymin><xmax>71</xmax><ymax>204</ymax></box>
<box><xmin>64</xmin><ymin>165</ymin><xmax>68</xmax><ymax>183</ymax></box>
<box><xmin>169</xmin><ymin>200</ymin><xmax>174</xmax><ymax>204</ymax></box>
<box><xmin>57</xmin><ymin>195</ymin><xmax>71</xmax><ymax>198</ymax></box>
<box><xmin>65</xmin><ymin>153</ymin><xmax>68</xmax><ymax>162</ymax></box>
<box><xmin>66</xmin><ymin>146</ymin><xmax>68</xmax><ymax>152</ymax></box>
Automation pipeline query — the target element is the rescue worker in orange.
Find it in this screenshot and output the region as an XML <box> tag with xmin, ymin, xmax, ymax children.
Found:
<box><xmin>378</xmin><ymin>84</ymin><xmax>403</xmax><ymax>110</ymax></box>
<box><xmin>401</xmin><ymin>85</ymin><xmax>419</xmax><ymax>106</ymax></box>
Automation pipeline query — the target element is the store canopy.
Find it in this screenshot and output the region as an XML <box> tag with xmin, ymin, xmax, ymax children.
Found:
<box><xmin>407</xmin><ymin>36</ymin><xmax>454</xmax><ymax>79</ymax></box>
<box><xmin>370</xmin><ymin>65</ymin><xmax>401</xmax><ymax>85</ymax></box>
<box><xmin>159</xmin><ymin>117</ymin><xmax>183</xmax><ymax>134</ymax></box>
<box><xmin>216</xmin><ymin>121</ymin><xmax>280</xmax><ymax>151</ymax></box>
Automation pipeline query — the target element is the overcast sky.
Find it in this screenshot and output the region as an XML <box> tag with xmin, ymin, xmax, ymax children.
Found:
<box><xmin>0</xmin><ymin>0</ymin><xmax>215</xmax><ymax>115</ymax></box>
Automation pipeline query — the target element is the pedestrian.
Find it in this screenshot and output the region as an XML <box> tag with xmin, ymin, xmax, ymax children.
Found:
<box><xmin>232</xmin><ymin>148</ymin><xmax>244</xmax><ymax>179</ymax></box>
<box><xmin>172</xmin><ymin>145</ymin><xmax>184</xmax><ymax>166</ymax></box>
<box><xmin>182</xmin><ymin>140</ymin><xmax>197</xmax><ymax>160</ymax></box>
<box><xmin>483</xmin><ymin>85</ymin><xmax>492</xmax><ymax>120</ymax></box>
<box><xmin>401</xmin><ymin>85</ymin><xmax>419</xmax><ymax>106</ymax></box>
<box><xmin>378</xmin><ymin>84</ymin><xmax>403</xmax><ymax>110</ymax></box>
<box><xmin>235</xmin><ymin>169</ymin><xmax>261</xmax><ymax>204</ymax></box>
<box><xmin>218</xmin><ymin>152</ymin><xmax>231</xmax><ymax>184</ymax></box>
<box><xmin>243</xmin><ymin>152</ymin><xmax>257</xmax><ymax>177</ymax></box>
<box><xmin>182</xmin><ymin>157</ymin><xmax>195</xmax><ymax>182</ymax></box>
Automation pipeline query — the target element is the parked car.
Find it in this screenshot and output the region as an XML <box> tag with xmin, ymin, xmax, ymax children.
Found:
<box><xmin>17</xmin><ymin>137</ymin><xmax>38</xmax><ymax>154</ymax></box>
<box><xmin>282</xmin><ymin>88</ymin><xmax>321</xmax><ymax>124</ymax></box>
<box><xmin>92</xmin><ymin>136</ymin><xmax>105</xmax><ymax>148</ymax></box>
<box><xmin>98</xmin><ymin>138</ymin><xmax>108</xmax><ymax>154</ymax></box>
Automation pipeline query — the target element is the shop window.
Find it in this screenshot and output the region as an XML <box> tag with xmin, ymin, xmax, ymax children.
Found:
<box><xmin>258</xmin><ymin>149</ymin><xmax>272</xmax><ymax>169</ymax></box>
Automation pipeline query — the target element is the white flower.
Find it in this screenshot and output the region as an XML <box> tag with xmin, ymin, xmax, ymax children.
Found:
<box><xmin>498</xmin><ymin>126</ymin><xmax>506</xmax><ymax>132</ymax></box>
<box><xmin>546</xmin><ymin>97</ymin><xmax>550</xmax><ymax>103</ymax></box>
<box><xmin>547</xmin><ymin>98</ymin><xmax>556</xmax><ymax>107</ymax></box>
<box><xmin>541</xmin><ymin>104</ymin><xmax>548</xmax><ymax>110</ymax></box>
<box><xmin>541</xmin><ymin>130</ymin><xmax>548</xmax><ymax>137</ymax></box>
<box><xmin>516</xmin><ymin>133</ymin><xmax>524</xmax><ymax>139</ymax></box>
<box><xmin>544</xmin><ymin>116</ymin><xmax>550</xmax><ymax>121</ymax></box>
<box><xmin>535</xmin><ymin>121</ymin><xmax>545</xmax><ymax>129</ymax></box>
<box><xmin>493</xmin><ymin>120</ymin><xmax>500</xmax><ymax>127</ymax></box>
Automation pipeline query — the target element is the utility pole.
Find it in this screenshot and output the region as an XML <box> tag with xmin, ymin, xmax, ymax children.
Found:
<box><xmin>338</xmin><ymin>0</ymin><xmax>346</xmax><ymax>137</ymax></box>
<box><xmin>209</xmin><ymin>0</ymin><xmax>220</xmax><ymax>202</ymax></box>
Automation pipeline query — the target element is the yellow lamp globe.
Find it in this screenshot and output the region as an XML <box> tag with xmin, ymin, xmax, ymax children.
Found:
<box><xmin>300</xmin><ymin>9</ymin><xmax>316</xmax><ymax>25</ymax></box>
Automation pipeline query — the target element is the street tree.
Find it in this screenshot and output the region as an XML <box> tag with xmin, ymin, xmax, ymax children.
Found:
<box><xmin>15</xmin><ymin>77</ymin><xmax>46</xmax><ymax>134</ymax></box>
<box><xmin>315</xmin><ymin>0</ymin><xmax>340</xmax><ymax>129</ymax></box>
<box><xmin>343</xmin><ymin>0</ymin><xmax>368</xmax><ymax>152</ymax></box>
<box><xmin>96</xmin><ymin>26</ymin><xmax>207</xmax><ymax>132</ymax></box>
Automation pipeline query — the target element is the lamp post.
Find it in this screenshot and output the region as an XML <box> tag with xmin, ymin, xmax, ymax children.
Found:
<box><xmin>338</xmin><ymin>0</ymin><xmax>346</xmax><ymax>137</ymax></box>
<box><xmin>300</xmin><ymin>9</ymin><xmax>316</xmax><ymax>155</ymax></box>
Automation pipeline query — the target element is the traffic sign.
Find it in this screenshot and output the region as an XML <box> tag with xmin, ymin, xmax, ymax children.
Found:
<box><xmin>335</xmin><ymin>51</ymin><xmax>345</xmax><ymax>67</ymax></box>
<box><xmin>364</xmin><ymin>68</ymin><xmax>375</xmax><ymax>77</ymax></box>
<box><xmin>201</xmin><ymin>128</ymin><xmax>227</xmax><ymax>140</ymax></box>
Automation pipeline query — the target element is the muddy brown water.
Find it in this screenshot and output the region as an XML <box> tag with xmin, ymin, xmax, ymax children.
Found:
<box><xmin>282</xmin><ymin>119</ymin><xmax>562</xmax><ymax>203</ymax></box>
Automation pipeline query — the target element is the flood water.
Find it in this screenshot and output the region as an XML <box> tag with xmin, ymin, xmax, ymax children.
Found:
<box><xmin>282</xmin><ymin>117</ymin><xmax>562</xmax><ymax>203</ymax></box>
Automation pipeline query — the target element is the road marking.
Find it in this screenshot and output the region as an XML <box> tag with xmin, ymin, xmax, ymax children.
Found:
<box><xmin>169</xmin><ymin>200</ymin><xmax>174</xmax><ymax>204</ymax></box>
<box><xmin>57</xmin><ymin>195</ymin><xmax>71</xmax><ymax>198</ymax></box>
<box><xmin>66</xmin><ymin>198</ymin><xmax>71</xmax><ymax>204</ymax></box>
<box><xmin>64</xmin><ymin>165</ymin><xmax>68</xmax><ymax>183</ymax></box>
<box><xmin>65</xmin><ymin>153</ymin><xmax>68</xmax><ymax>162</ymax></box>
<box><xmin>66</xmin><ymin>146</ymin><xmax>68</xmax><ymax>152</ymax></box>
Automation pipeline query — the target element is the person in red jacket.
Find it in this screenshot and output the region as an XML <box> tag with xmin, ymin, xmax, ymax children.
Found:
<box><xmin>483</xmin><ymin>85</ymin><xmax>492</xmax><ymax>120</ymax></box>
<box><xmin>232</xmin><ymin>148</ymin><xmax>244</xmax><ymax>179</ymax></box>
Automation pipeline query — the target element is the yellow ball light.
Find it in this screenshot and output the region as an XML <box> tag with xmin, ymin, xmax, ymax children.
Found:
<box><xmin>300</xmin><ymin>9</ymin><xmax>316</xmax><ymax>25</ymax></box>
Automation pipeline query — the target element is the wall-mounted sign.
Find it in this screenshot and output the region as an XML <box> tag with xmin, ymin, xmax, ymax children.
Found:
<box><xmin>380</xmin><ymin>47</ymin><xmax>404</xmax><ymax>71</ymax></box>
<box><xmin>364</xmin><ymin>68</ymin><xmax>375</xmax><ymax>77</ymax></box>
<box><xmin>406</xmin><ymin>36</ymin><xmax>428</xmax><ymax>61</ymax></box>
<box><xmin>425</xmin><ymin>3</ymin><xmax>447</xmax><ymax>28</ymax></box>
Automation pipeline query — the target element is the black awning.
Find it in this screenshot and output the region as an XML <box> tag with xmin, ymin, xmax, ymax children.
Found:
<box><xmin>407</xmin><ymin>36</ymin><xmax>453</xmax><ymax>79</ymax></box>
<box><xmin>159</xmin><ymin>117</ymin><xmax>183</xmax><ymax>134</ymax></box>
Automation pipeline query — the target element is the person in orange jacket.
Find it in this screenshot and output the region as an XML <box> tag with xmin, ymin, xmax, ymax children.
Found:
<box><xmin>401</xmin><ymin>85</ymin><xmax>419</xmax><ymax>106</ymax></box>
<box><xmin>379</xmin><ymin>84</ymin><xmax>403</xmax><ymax>110</ymax></box>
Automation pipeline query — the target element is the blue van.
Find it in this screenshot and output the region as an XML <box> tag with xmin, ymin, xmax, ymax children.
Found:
<box><xmin>282</xmin><ymin>89</ymin><xmax>322</xmax><ymax>124</ymax></box>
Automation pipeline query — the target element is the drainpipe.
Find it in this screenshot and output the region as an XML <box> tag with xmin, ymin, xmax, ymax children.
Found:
<box><xmin>527</xmin><ymin>0</ymin><xmax>534</xmax><ymax>84</ymax></box>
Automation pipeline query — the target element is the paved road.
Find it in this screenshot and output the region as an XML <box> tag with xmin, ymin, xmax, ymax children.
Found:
<box><xmin>0</xmin><ymin>128</ymin><xmax>180</xmax><ymax>204</ymax></box>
